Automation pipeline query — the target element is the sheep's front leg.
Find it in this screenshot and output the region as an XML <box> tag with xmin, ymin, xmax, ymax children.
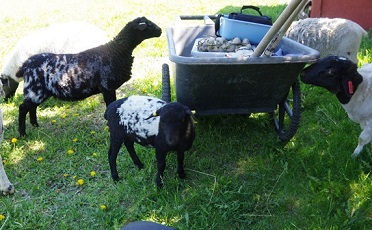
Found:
<box><xmin>155</xmin><ymin>150</ymin><xmax>167</xmax><ymax>187</ymax></box>
<box><xmin>176</xmin><ymin>150</ymin><xmax>186</xmax><ymax>179</ymax></box>
<box><xmin>352</xmin><ymin>125</ymin><xmax>372</xmax><ymax>158</ymax></box>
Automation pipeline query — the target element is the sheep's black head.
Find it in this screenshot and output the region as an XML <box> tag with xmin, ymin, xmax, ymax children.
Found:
<box><xmin>300</xmin><ymin>55</ymin><xmax>363</xmax><ymax>104</ymax></box>
<box><xmin>149</xmin><ymin>102</ymin><xmax>196</xmax><ymax>147</ymax></box>
<box><xmin>115</xmin><ymin>16</ymin><xmax>162</xmax><ymax>45</ymax></box>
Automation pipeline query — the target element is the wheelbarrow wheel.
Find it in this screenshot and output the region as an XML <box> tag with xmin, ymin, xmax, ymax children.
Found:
<box><xmin>162</xmin><ymin>63</ymin><xmax>171</xmax><ymax>103</ymax></box>
<box><xmin>272</xmin><ymin>78</ymin><xmax>301</xmax><ymax>142</ymax></box>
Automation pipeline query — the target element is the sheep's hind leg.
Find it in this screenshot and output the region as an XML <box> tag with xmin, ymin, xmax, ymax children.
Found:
<box><xmin>19</xmin><ymin>102</ymin><xmax>37</xmax><ymax>136</ymax></box>
<box><xmin>352</xmin><ymin>126</ymin><xmax>372</xmax><ymax>158</ymax></box>
<box><xmin>29</xmin><ymin>105</ymin><xmax>39</xmax><ymax>127</ymax></box>
<box><xmin>124</xmin><ymin>141</ymin><xmax>144</xmax><ymax>169</ymax></box>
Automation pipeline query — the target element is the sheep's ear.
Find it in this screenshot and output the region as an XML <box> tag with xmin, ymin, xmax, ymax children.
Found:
<box><xmin>341</xmin><ymin>78</ymin><xmax>354</xmax><ymax>97</ymax></box>
<box><xmin>186</xmin><ymin>109</ymin><xmax>198</xmax><ymax>124</ymax></box>
<box><xmin>137</xmin><ymin>22</ymin><xmax>147</xmax><ymax>31</ymax></box>
<box><xmin>144</xmin><ymin>110</ymin><xmax>159</xmax><ymax>120</ymax></box>
<box><xmin>340</xmin><ymin>62</ymin><xmax>360</xmax><ymax>97</ymax></box>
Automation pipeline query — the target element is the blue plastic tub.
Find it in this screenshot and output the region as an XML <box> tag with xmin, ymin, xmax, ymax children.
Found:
<box><xmin>217</xmin><ymin>15</ymin><xmax>271</xmax><ymax>44</ymax></box>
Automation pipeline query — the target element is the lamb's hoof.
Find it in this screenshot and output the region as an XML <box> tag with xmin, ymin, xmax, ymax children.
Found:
<box><xmin>137</xmin><ymin>163</ymin><xmax>144</xmax><ymax>170</ymax></box>
<box><xmin>178</xmin><ymin>172</ymin><xmax>186</xmax><ymax>179</ymax></box>
<box><xmin>156</xmin><ymin>177</ymin><xmax>164</xmax><ymax>188</ymax></box>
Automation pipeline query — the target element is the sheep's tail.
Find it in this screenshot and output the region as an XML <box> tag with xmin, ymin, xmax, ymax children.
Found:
<box><xmin>15</xmin><ymin>66</ymin><xmax>25</xmax><ymax>80</ymax></box>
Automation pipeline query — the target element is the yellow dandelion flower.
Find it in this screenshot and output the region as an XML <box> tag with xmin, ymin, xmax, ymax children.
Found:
<box><xmin>73</xmin><ymin>175</ymin><xmax>77</xmax><ymax>179</ymax></box>
<box><xmin>51</xmin><ymin>119</ymin><xmax>57</xmax><ymax>123</ymax></box>
<box><xmin>90</xmin><ymin>171</ymin><xmax>96</xmax><ymax>177</ymax></box>
<box><xmin>63</xmin><ymin>173</ymin><xmax>68</xmax><ymax>177</ymax></box>
<box><xmin>0</xmin><ymin>214</ymin><xmax>5</xmax><ymax>221</ymax></box>
<box><xmin>92</xmin><ymin>152</ymin><xmax>98</xmax><ymax>157</ymax></box>
<box><xmin>11</xmin><ymin>137</ymin><xmax>18</xmax><ymax>143</ymax></box>
<box><xmin>67</xmin><ymin>149</ymin><xmax>74</xmax><ymax>154</ymax></box>
<box><xmin>90</xmin><ymin>130</ymin><xmax>96</xmax><ymax>134</ymax></box>
<box><xmin>72</xmin><ymin>138</ymin><xmax>78</xmax><ymax>142</ymax></box>
<box><xmin>61</xmin><ymin>114</ymin><xmax>67</xmax><ymax>119</ymax></box>
<box><xmin>100</xmin><ymin>204</ymin><xmax>107</xmax><ymax>210</ymax></box>
<box><xmin>142</xmin><ymin>88</ymin><xmax>147</xmax><ymax>93</ymax></box>
<box><xmin>76</xmin><ymin>179</ymin><xmax>84</xmax><ymax>185</ymax></box>
<box><xmin>37</xmin><ymin>157</ymin><xmax>43</xmax><ymax>162</ymax></box>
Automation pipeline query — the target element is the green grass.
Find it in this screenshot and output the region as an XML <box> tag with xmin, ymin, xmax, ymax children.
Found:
<box><xmin>1</xmin><ymin>0</ymin><xmax>372</xmax><ymax>229</ymax></box>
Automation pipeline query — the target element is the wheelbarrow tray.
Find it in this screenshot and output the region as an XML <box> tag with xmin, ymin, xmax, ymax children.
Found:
<box><xmin>166</xmin><ymin>23</ymin><xmax>320</xmax><ymax>115</ymax></box>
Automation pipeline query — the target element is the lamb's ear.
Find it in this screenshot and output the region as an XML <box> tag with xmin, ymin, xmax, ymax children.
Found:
<box><xmin>185</xmin><ymin>109</ymin><xmax>198</xmax><ymax>124</ymax></box>
<box><xmin>145</xmin><ymin>109</ymin><xmax>160</xmax><ymax>120</ymax></box>
<box><xmin>137</xmin><ymin>22</ymin><xmax>147</xmax><ymax>31</ymax></box>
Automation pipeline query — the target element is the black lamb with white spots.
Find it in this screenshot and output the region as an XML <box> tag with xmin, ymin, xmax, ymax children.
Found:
<box><xmin>104</xmin><ymin>95</ymin><xmax>196</xmax><ymax>187</ymax></box>
<box><xmin>16</xmin><ymin>17</ymin><xmax>161</xmax><ymax>137</ymax></box>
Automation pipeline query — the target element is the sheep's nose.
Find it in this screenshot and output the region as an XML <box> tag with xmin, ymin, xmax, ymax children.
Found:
<box><xmin>166</xmin><ymin>136</ymin><xmax>178</xmax><ymax>146</ymax></box>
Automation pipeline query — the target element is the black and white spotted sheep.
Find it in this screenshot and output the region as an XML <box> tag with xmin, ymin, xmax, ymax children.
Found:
<box><xmin>104</xmin><ymin>95</ymin><xmax>196</xmax><ymax>187</ymax></box>
<box><xmin>15</xmin><ymin>17</ymin><xmax>162</xmax><ymax>136</ymax></box>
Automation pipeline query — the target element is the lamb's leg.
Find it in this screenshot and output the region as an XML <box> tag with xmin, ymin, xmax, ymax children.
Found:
<box><xmin>108</xmin><ymin>139</ymin><xmax>123</xmax><ymax>182</ymax></box>
<box><xmin>124</xmin><ymin>140</ymin><xmax>144</xmax><ymax>169</ymax></box>
<box><xmin>155</xmin><ymin>150</ymin><xmax>167</xmax><ymax>187</ymax></box>
<box><xmin>102</xmin><ymin>91</ymin><xmax>117</xmax><ymax>107</ymax></box>
<box><xmin>18</xmin><ymin>102</ymin><xmax>32</xmax><ymax>136</ymax></box>
<box><xmin>176</xmin><ymin>150</ymin><xmax>186</xmax><ymax>179</ymax></box>
<box><xmin>352</xmin><ymin>126</ymin><xmax>372</xmax><ymax>158</ymax></box>
<box><xmin>29</xmin><ymin>105</ymin><xmax>39</xmax><ymax>127</ymax></box>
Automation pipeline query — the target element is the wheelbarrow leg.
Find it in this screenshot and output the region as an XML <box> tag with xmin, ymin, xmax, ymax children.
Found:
<box><xmin>162</xmin><ymin>63</ymin><xmax>171</xmax><ymax>103</ymax></box>
<box><xmin>272</xmin><ymin>78</ymin><xmax>301</xmax><ymax>142</ymax></box>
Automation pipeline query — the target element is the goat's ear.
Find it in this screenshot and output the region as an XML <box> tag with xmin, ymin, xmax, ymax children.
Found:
<box><xmin>137</xmin><ymin>22</ymin><xmax>147</xmax><ymax>31</ymax></box>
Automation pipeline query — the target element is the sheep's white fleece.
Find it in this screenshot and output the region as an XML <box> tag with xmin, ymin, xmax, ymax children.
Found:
<box><xmin>285</xmin><ymin>18</ymin><xmax>367</xmax><ymax>63</ymax></box>
<box><xmin>342</xmin><ymin>63</ymin><xmax>372</xmax><ymax>157</ymax></box>
<box><xmin>1</xmin><ymin>21</ymin><xmax>108</xmax><ymax>82</ymax></box>
<box><xmin>0</xmin><ymin>108</ymin><xmax>14</xmax><ymax>195</ymax></box>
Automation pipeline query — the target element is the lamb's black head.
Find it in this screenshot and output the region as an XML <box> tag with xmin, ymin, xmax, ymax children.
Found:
<box><xmin>114</xmin><ymin>16</ymin><xmax>162</xmax><ymax>45</ymax></box>
<box><xmin>152</xmin><ymin>102</ymin><xmax>195</xmax><ymax>147</ymax></box>
<box><xmin>300</xmin><ymin>55</ymin><xmax>363</xmax><ymax>104</ymax></box>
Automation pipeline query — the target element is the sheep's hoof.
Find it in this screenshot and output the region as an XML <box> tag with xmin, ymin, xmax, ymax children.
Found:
<box><xmin>156</xmin><ymin>177</ymin><xmax>164</xmax><ymax>188</ymax></box>
<box><xmin>178</xmin><ymin>171</ymin><xmax>186</xmax><ymax>179</ymax></box>
<box><xmin>137</xmin><ymin>163</ymin><xmax>144</xmax><ymax>169</ymax></box>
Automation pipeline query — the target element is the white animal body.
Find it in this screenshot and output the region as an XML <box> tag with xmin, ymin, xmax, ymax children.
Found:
<box><xmin>301</xmin><ymin>56</ymin><xmax>372</xmax><ymax>158</ymax></box>
<box><xmin>0</xmin><ymin>108</ymin><xmax>15</xmax><ymax>195</ymax></box>
<box><xmin>286</xmin><ymin>18</ymin><xmax>367</xmax><ymax>63</ymax></box>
